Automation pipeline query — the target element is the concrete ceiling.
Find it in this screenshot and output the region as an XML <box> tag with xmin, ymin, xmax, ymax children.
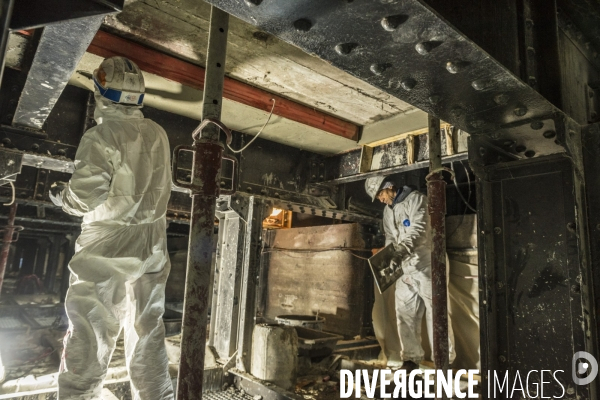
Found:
<box><xmin>99</xmin><ymin>0</ymin><xmax>428</xmax><ymax>153</ymax></box>
<box><xmin>6</xmin><ymin>0</ymin><xmax>429</xmax><ymax>154</ymax></box>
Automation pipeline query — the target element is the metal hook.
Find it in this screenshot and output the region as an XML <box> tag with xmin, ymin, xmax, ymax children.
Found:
<box><xmin>191</xmin><ymin>118</ymin><xmax>232</xmax><ymax>144</ymax></box>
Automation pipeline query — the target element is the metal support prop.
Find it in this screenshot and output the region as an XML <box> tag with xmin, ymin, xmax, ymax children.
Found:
<box><xmin>0</xmin><ymin>0</ymin><xmax>15</xmax><ymax>88</ymax></box>
<box><xmin>0</xmin><ymin>202</ymin><xmax>17</xmax><ymax>293</ymax></box>
<box><xmin>426</xmin><ymin>115</ymin><xmax>449</xmax><ymax>394</ymax></box>
<box><xmin>176</xmin><ymin>6</ymin><xmax>230</xmax><ymax>399</ymax></box>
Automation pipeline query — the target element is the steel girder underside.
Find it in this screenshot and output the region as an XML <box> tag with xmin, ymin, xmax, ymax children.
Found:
<box><xmin>205</xmin><ymin>0</ymin><xmax>563</xmax><ymax>159</ymax></box>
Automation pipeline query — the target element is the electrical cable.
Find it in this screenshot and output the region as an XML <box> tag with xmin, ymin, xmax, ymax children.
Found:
<box><xmin>227</xmin><ymin>99</ymin><xmax>276</xmax><ymax>154</ymax></box>
<box><xmin>262</xmin><ymin>246</ymin><xmax>372</xmax><ymax>260</ymax></box>
<box><xmin>462</xmin><ymin>160</ymin><xmax>473</xmax><ymax>209</ymax></box>
<box><xmin>3</xmin><ymin>181</ymin><xmax>15</xmax><ymax>206</ymax></box>
<box><xmin>450</xmin><ymin>162</ymin><xmax>476</xmax><ymax>212</ymax></box>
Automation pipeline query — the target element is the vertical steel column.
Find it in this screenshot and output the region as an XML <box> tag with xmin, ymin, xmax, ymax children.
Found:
<box><xmin>0</xmin><ymin>202</ymin><xmax>16</xmax><ymax>294</ymax></box>
<box><xmin>426</xmin><ymin>115</ymin><xmax>449</xmax><ymax>390</ymax></box>
<box><xmin>177</xmin><ymin>6</ymin><xmax>229</xmax><ymax>399</ymax></box>
<box><xmin>0</xmin><ymin>0</ymin><xmax>15</xmax><ymax>88</ymax></box>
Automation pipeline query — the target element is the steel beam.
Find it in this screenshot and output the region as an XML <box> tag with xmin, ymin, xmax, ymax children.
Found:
<box><xmin>426</xmin><ymin>115</ymin><xmax>449</xmax><ymax>387</ymax></box>
<box><xmin>12</xmin><ymin>16</ymin><xmax>103</xmax><ymax>130</ymax></box>
<box><xmin>0</xmin><ymin>0</ymin><xmax>15</xmax><ymax>88</ymax></box>
<box><xmin>209</xmin><ymin>199</ymin><xmax>246</xmax><ymax>361</ymax></box>
<box><xmin>235</xmin><ymin>195</ymin><xmax>267</xmax><ymax>372</ymax></box>
<box><xmin>9</xmin><ymin>0</ymin><xmax>123</xmax><ymax>30</ymax></box>
<box><xmin>6</xmin><ymin>149</ymin><xmax>382</xmax><ymax>225</ymax></box>
<box><xmin>0</xmin><ymin>202</ymin><xmax>16</xmax><ymax>293</ymax></box>
<box><xmin>176</xmin><ymin>6</ymin><xmax>230</xmax><ymax>399</ymax></box>
<box><xmin>88</xmin><ymin>31</ymin><xmax>359</xmax><ymax>141</ymax></box>
<box><xmin>204</xmin><ymin>0</ymin><xmax>572</xmax><ymax>161</ymax></box>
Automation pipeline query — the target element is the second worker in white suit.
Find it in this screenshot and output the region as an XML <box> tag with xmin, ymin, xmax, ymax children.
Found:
<box><xmin>366</xmin><ymin>176</ymin><xmax>455</xmax><ymax>370</ymax></box>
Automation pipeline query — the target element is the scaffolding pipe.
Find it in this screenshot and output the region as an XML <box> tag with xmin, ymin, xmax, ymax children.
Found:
<box><xmin>426</xmin><ymin>115</ymin><xmax>449</xmax><ymax>399</ymax></box>
<box><xmin>176</xmin><ymin>6</ymin><xmax>230</xmax><ymax>399</ymax></box>
<box><xmin>0</xmin><ymin>203</ymin><xmax>17</xmax><ymax>294</ymax></box>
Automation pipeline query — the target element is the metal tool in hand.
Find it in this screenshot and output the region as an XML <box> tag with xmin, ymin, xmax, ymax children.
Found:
<box><xmin>368</xmin><ymin>243</ymin><xmax>405</xmax><ymax>293</ymax></box>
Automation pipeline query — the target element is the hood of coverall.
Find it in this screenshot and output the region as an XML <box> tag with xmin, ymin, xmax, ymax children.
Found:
<box><xmin>365</xmin><ymin>176</ymin><xmax>387</xmax><ymax>202</ymax></box>
<box><xmin>93</xmin><ymin>91</ymin><xmax>144</xmax><ymax>125</ymax></box>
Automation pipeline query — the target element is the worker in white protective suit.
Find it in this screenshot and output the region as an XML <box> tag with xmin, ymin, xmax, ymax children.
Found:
<box><xmin>49</xmin><ymin>57</ymin><xmax>174</xmax><ymax>400</ymax></box>
<box><xmin>365</xmin><ymin>176</ymin><xmax>455</xmax><ymax>370</ymax></box>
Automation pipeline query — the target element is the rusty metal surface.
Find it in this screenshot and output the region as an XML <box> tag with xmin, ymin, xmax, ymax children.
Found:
<box><xmin>263</xmin><ymin>223</ymin><xmax>373</xmax><ymax>338</ymax></box>
<box><xmin>176</xmin><ymin>6</ymin><xmax>230</xmax><ymax>399</ymax></box>
<box><xmin>471</xmin><ymin>150</ymin><xmax>594</xmax><ymax>398</ymax></box>
<box><xmin>0</xmin><ymin>202</ymin><xmax>17</xmax><ymax>294</ymax></box>
<box><xmin>426</xmin><ymin>116</ymin><xmax>449</xmax><ymax>385</ymax></box>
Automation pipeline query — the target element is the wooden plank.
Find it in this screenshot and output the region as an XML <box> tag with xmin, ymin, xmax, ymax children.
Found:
<box><xmin>87</xmin><ymin>30</ymin><xmax>360</xmax><ymax>141</ymax></box>
<box><xmin>359</xmin><ymin>145</ymin><xmax>373</xmax><ymax>173</ymax></box>
<box><xmin>365</xmin><ymin>126</ymin><xmax>428</xmax><ymax>147</ymax></box>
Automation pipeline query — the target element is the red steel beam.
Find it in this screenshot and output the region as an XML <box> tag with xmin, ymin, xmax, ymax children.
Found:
<box><xmin>87</xmin><ymin>30</ymin><xmax>360</xmax><ymax>141</ymax></box>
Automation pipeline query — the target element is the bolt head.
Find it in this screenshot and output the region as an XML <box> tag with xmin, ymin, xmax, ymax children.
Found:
<box><xmin>294</xmin><ymin>18</ymin><xmax>312</xmax><ymax>32</ymax></box>
<box><xmin>370</xmin><ymin>63</ymin><xmax>386</xmax><ymax>75</ymax></box>
<box><xmin>471</xmin><ymin>79</ymin><xmax>488</xmax><ymax>91</ymax></box>
<box><xmin>543</xmin><ymin>130</ymin><xmax>556</xmax><ymax>139</ymax></box>
<box><xmin>530</xmin><ymin>121</ymin><xmax>544</xmax><ymax>130</ymax></box>
<box><xmin>446</xmin><ymin>61</ymin><xmax>460</xmax><ymax>74</ymax></box>
<box><xmin>381</xmin><ymin>14</ymin><xmax>408</xmax><ymax>31</ymax></box>
<box><xmin>334</xmin><ymin>42</ymin><xmax>357</xmax><ymax>55</ymax></box>
<box><xmin>429</xmin><ymin>95</ymin><xmax>441</xmax><ymax>104</ymax></box>
<box><xmin>415</xmin><ymin>42</ymin><xmax>432</xmax><ymax>55</ymax></box>
<box><xmin>400</xmin><ymin>78</ymin><xmax>416</xmax><ymax>91</ymax></box>
<box><xmin>514</xmin><ymin>106</ymin><xmax>528</xmax><ymax>117</ymax></box>
<box><xmin>494</xmin><ymin>94</ymin><xmax>509</xmax><ymax>105</ymax></box>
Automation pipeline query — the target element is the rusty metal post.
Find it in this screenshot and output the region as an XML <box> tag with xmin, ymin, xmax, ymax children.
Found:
<box><xmin>176</xmin><ymin>6</ymin><xmax>230</xmax><ymax>400</ymax></box>
<box><xmin>427</xmin><ymin>115</ymin><xmax>449</xmax><ymax>396</ymax></box>
<box><xmin>0</xmin><ymin>203</ymin><xmax>17</xmax><ymax>294</ymax></box>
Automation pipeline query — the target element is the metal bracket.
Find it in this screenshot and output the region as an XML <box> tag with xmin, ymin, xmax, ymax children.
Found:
<box><xmin>0</xmin><ymin>148</ymin><xmax>23</xmax><ymax>183</ymax></box>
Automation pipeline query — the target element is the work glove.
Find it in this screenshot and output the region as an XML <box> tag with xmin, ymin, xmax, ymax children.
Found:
<box><xmin>49</xmin><ymin>181</ymin><xmax>67</xmax><ymax>208</ymax></box>
<box><xmin>391</xmin><ymin>243</ymin><xmax>410</xmax><ymax>265</ymax></box>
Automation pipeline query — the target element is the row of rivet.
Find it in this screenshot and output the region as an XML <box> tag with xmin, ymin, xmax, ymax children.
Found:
<box><xmin>242</xmin><ymin>3</ymin><xmax>559</xmax><ymax>158</ymax></box>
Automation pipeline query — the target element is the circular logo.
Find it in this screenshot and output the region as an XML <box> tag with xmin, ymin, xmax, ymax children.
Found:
<box><xmin>573</xmin><ymin>351</ymin><xmax>598</xmax><ymax>385</ymax></box>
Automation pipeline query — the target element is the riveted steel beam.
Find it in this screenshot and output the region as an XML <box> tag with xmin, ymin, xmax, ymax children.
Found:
<box><xmin>10</xmin><ymin>0</ymin><xmax>123</xmax><ymax>31</ymax></box>
<box><xmin>0</xmin><ymin>0</ymin><xmax>15</xmax><ymax>87</ymax></box>
<box><xmin>205</xmin><ymin>0</ymin><xmax>566</xmax><ymax>159</ymax></box>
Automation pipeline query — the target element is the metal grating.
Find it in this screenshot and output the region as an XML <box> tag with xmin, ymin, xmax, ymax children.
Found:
<box><xmin>0</xmin><ymin>316</ymin><xmax>27</xmax><ymax>329</ymax></box>
<box><xmin>33</xmin><ymin>314</ymin><xmax>67</xmax><ymax>327</ymax></box>
<box><xmin>203</xmin><ymin>389</ymin><xmax>255</xmax><ymax>400</ymax></box>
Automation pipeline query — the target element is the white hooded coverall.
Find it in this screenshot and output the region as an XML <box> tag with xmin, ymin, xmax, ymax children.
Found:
<box><xmin>57</xmin><ymin>95</ymin><xmax>174</xmax><ymax>400</ymax></box>
<box><xmin>383</xmin><ymin>190</ymin><xmax>456</xmax><ymax>364</ymax></box>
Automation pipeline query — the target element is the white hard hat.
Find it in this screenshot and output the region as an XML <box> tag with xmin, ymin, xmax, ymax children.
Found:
<box><xmin>93</xmin><ymin>57</ymin><xmax>145</xmax><ymax>105</ymax></box>
<box><xmin>365</xmin><ymin>176</ymin><xmax>387</xmax><ymax>202</ymax></box>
